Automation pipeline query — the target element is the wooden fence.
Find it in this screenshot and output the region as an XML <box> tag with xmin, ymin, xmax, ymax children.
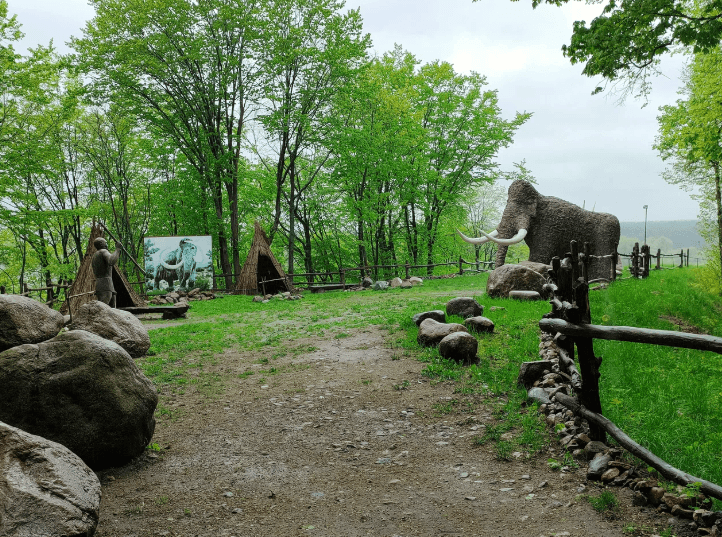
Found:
<box><xmin>538</xmin><ymin>240</ymin><xmax>722</xmax><ymax>500</ymax></box>
<box><xmin>0</xmin><ymin>281</ymin><xmax>72</xmax><ymax>308</ymax></box>
<box><xmin>618</xmin><ymin>242</ymin><xmax>695</xmax><ymax>279</ymax></box>
<box><xmin>210</xmin><ymin>257</ymin><xmax>500</xmax><ymax>292</ymax></box>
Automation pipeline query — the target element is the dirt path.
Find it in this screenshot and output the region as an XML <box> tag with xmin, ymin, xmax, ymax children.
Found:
<box><xmin>95</xmin><ymin>326</ymin><xmax>660</xmax><ymax>537</ymax></box>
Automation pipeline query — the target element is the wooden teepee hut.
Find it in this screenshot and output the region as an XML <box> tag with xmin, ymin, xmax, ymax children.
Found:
<box><xmin>61</xmin><ymin>223</ymin><xmax>146</xmax><ymax>318</ymax></box>
<box><xmin>234</xmin><ymin>222</ymin><xmax>291</xmax><ymax>295</ymax></box>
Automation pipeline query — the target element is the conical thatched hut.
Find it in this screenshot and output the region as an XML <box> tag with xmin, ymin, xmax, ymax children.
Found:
<box><xmin>61</xmin><ymin>223</ymin><xmax>146</xmax><ymax>318</ymax></box>
<box><xmin>235</xmin><ymin>222</ymin><xmax>291</xmax><ymax>295</ymax></box>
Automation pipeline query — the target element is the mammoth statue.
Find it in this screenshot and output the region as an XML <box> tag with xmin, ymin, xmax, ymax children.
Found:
<box><xmin>459</xmin><ymin>180</ymin><xmax>620</xmax><ymax>281</ymax></box>
<box><xmin>154</xmin><ymin>238</ymin><xmax>198</xmax><ymax>290</ymax></box>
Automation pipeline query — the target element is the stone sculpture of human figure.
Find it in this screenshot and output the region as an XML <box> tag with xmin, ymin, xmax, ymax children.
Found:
<box><xmin>92</xmin><ymin>237</ymin><xmax>120</xmax><ymax>307</ymax></box>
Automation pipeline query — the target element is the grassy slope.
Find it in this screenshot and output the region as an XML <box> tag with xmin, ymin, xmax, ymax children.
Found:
<box><xmin>591</xmin><ymin>269</ymin><xmax>722</xmax><ymax>488</ymax></box>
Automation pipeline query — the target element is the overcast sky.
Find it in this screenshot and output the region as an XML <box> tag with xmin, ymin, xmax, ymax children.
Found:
<box><xmin>10</xmin><ymin>0</ymin><xmax>698</xmax><ymax>223</ymax></box>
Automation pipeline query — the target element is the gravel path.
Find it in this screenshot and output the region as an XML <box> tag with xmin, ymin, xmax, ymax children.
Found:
<box><xmin>94</xmin><ymin>326</ymin><xmax>660</xmax><ymax>537</ymax></box>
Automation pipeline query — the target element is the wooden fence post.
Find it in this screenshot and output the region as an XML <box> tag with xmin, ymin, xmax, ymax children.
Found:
<box><xmin>679</xmin><ymin>249</ymin><xmax>684</xmax><ymax>268</ymax></box>
<box><xmin>405</xmin><ymin>262</ymin><xmax>410</xmax><ymax>279</ymax></box>
<box><xmin>458</xmin><ymin>256</ymin><xmax>463</xmax><ymax>276</ymax></box>
<box><xmin>655</xmin><ymin>249</ymin><xmax>661</xmax><ymax>270</ymax></box>
<box><xmin>570</xmin><ymin>240</ymin><xmax>579</xmax><ymax>283</ymax></box>
<box><xmin>641</xmin><ymin>244</ymin><xmax>650</xmax><ymax>278</ymax></box>
<box><xmin>632</xmin><ymin>243</ymin><xmax>639</xmax><ymax>277</ymax></box>
<box><xmin>686</xmin><ymin>249</ymin><xmax>690</xmax><ymax>267</ymax></box>
<box><xmin>582</xmin><ymin>242</ymin><xmax>591</xmax><ymax>284</ymax></box>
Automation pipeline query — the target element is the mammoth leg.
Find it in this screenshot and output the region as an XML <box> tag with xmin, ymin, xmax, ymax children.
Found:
<box><xmin>495</xmin><ymin>245</ymin><xmax>508</xmax><ymax>268</ymax></box>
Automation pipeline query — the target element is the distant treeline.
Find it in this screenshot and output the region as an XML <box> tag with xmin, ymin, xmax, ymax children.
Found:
<box><xmin>619</xmin><ymin>220</ymin><xmax>702</xmax><ymax>249</ymax></box>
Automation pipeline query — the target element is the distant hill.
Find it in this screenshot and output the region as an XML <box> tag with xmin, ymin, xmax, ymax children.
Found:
<box><xmin>619</xmin><ymin>220</ymin><xmax>703</xmax><ymax>249</ymax></box>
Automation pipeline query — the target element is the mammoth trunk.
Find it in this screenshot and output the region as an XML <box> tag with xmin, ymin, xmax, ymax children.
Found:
<box><xmin>495</xmin><ymin>245</ymin><xmax>508</xmax><ymax>268</ymax></box>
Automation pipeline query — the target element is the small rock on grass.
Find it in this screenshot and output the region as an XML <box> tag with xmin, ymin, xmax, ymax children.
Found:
<box><xmin>439</xmin><ymin>332</ymin><xmax>478</xmax><ymax>363</ymax></box>
<box><xmin>417</xmin><ymin>319</ymin><xmax>467</xmax><ymax>347</ymax></box>
<box><xmin>527</xmin><ymin>387</ymin><xmax>551</xmax><ymax>405</ymax></box>
<box><xmin>464</xmin><ymin>316</ymin><xmax>494</xmax><ymax>333</ymax></box>
<box><xmin>446</xmin><ymin>297</ymin><xmax>483</xmax><ymax>318</ymax></box>
<box><xmin>412</xmin><ymin>310</ymin><xmax>445</xmax><ymax>326</ymax></box>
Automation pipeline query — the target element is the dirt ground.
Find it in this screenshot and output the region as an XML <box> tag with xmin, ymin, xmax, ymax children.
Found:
<box><xmin>94</xmin><ymin>324</ymin><xmax>668</xmax><ymax>537</ymax></box>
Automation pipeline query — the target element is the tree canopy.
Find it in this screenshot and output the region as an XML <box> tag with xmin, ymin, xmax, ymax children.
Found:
<box><xmin>492</xmin><ymin>0</ymin><xmax>722</xmax><ymax>97</ymax></box>
<box><xmin>1</xmin><ymin>0</ymin><xmax>531</xmax><ymax>294</ymax></box>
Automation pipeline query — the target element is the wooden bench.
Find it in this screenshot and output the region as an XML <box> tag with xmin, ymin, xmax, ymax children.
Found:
<box><xmin>120</xmin><ymin>305</ymin><xmax>189</xmax><ymax>319</ymax></box>
<box><xmin>307</xmin><ymin>284</ymin><xmax>346</xmax><ymax>293</ymax></box>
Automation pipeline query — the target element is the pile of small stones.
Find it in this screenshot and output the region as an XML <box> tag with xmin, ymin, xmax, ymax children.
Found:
<box><xmin>149</xmin><ymin>288</ymin><xmax>218</xmax><ymax>305</ymax></box>
<box><xmin>525</xmin><ymin>333</ymin><xmax>722</xmax><ymax>536</ymax></box>
<box><xmin>252</xmin><ymin>291</ymin><xmax>303</xmax><ymax>303</ymax></box>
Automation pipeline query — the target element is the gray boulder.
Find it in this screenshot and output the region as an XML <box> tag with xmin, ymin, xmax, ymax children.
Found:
<box><xmin>486</xmin><ymin>264</ymin><xmax>548</xmax><ymax>298</ymax></box>
<box><xmin>362</xmin><ymin>277</ymin><xmax>373</xmax><ymax>288</ymax></box>
<box><xmin>518</xmin><ymin>260</ymin><xmax>552</xmax><ymax>276</ymax></box>
<box><xmin>439</xmin><ymin>332</ymin><xmax>478</xmax><ymax>363</ymax></box>
<box><xmin>412</xmin><ymin>310</ymin><xmax>446</xmax><ymax>326</ymax></box>
<box><xmin>0</xmin><ymin>294</ymin><xmax>64</xmax><ymax>352</ymax></box>
<box><xmin>372</xmin><ymin>281</ymin><xmax>389</xmax><ymax>291</ymax></box>
<box><xmin>464</xmin><ymin>316</ymin><xmax>494</xmax><ymax>333</ymax></box>
<box><xmin>446</xmin><ymin>297</ymin><xmax>483</xmax><ymax>319</ymax></box>
<box><xmin>0</xmin><ymin>330</ymin><xmax>158</xmax><ymax>469</ymax></box>
<box><xmin>417</xmin><ymin>318</ymin><xmax>467</xmax><ymax>347</ymax></box>
<box><xmin>0</xmin><ymin>421</ymin><xmax>101</xmax><ymax>537</ymax></box>
<box><xmin>527</xmin><ymin>387</ymin><xmax>551</xmax><ymax>405</ymax></box>
<box><xmin>517</xmin><ymin>360</ymin><xmax>553</xmax><ymax>388</ymax></box>
<box><xmin>71</xmin><ymin>300</ymin><xmax>151</xmax><ymax>358</ymax></box>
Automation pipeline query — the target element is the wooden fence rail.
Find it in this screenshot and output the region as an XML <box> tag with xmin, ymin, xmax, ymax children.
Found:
<box><xmin>540</xmin><ymin>239</ymin><xmax>722</xmax><ymax>500</ymax></box>
<box><xmin>210</xmin><ymin>257</ymin><xmax>497</xmax><ymax>291</ymax></box>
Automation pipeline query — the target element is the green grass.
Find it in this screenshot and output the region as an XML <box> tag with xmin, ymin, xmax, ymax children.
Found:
<box><xmin>591</xmin><ymin>268</ymin><xmax>722</xmax><ymax>489</ymax></box>
<box><xmin>587</xmin><ymin>490</ymin><xmax>620</xmax><ymax>512</ymax></box>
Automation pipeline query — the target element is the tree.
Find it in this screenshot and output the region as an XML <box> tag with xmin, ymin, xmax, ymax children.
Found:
<box><xmin>655</xmin><ymin>50</ymin><xmax>722</xmax><ymax>293</ymax></box>
<box><xmin>492</xmin><ymin>0</ymin><xmax>722</xmax><ymax>98</ymax></box>
<box><xmin>73</xmin><ymin>0</ymin><xmax>264</xmax><ymax>288</ymax></box>
<box><xmin>253</xmin><ymin>0</ymin><xmax>369</xmax><ymax>275</ymax></box>
<box><xmin>408</xmin><ymin>61</ymin><xmax>530</xmax><ymax>271</ymax></box>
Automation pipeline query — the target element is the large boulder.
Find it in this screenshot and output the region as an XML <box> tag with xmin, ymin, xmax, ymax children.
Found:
<box><xmin>0</xmin><ymin>330</ymin><xmax>158</xmax><ymax>469</ymax></box>
<box><xmin>445</xmin><ymin>297</ymin><xmax>483</xmax><ymax>319</ymax></box>
<box><xmin>0</xmin><ymin>421</ymin><xmax>101</xmax><ymax>537</ymax></box>
<box><xmin>362</xmin><ymin>277</ymin><xmax>373</xmax><ymax>288</ymax></box>
<box><xmin>0</xmin><ymin>294</ymin><xmax>64</xmax><ymax>353</ymax></box>
<box><xmin>372</xmin><ymin>281</ymin><xmax>389</xmax><ymax>291</ymax></box>
<box><xmin>417</xmin><ymin>318</ymin><xmax>467</xmax><ymax>347</ymax></box>
<box><xmin>518</xmin><ymin>260</ymin><xmax>552</xmax><ymax>276</ymax></box>
<box><xmin>439</xmin><ymin>332</ymin><xmax>478</xmax><ymax>363</ymax></box>
<box><xmin>71</xmin><ymin>300</ymin><xmax>151</xmax><ymax>358</ymax></box>
<box><xmin>409</xmin><ymin>276</ymin><xmax>423</xmax><ymax>286</ymax></box>
<box><xmin>389</xmin><ymin>277</ymin><xmax>403</xmax><ymax>288</ymax></box>
<box><xmin>486</xmin><ymin>264</ymin><xmax>548</xmax><ymax>299</ymax></box>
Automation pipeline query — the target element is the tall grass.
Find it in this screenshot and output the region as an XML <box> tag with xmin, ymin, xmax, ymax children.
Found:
<box><xmin>591</xmin><ymin>268</ymin><xmax>722</xmax><ymax>487</ymax></box>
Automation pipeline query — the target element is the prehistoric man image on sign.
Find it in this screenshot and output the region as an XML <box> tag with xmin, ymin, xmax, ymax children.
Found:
<box><xmin>92</xmin><ymin>237</ymin><xmax>120</xmax><ymax>307</ymax></box>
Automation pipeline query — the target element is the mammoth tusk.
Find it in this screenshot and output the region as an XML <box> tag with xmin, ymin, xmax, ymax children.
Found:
<box><xmin>161</xmin><ymin>259</ymin><xmax>183</xmax><ymax>270</ymax></box>
<box><xmin>457</xmin><ymin>229</ymin><xmax>499</xmax><ymax>245</ymax></box>
<box><xmin>481</xmin><ymin>228</ymin><xmax>527</xmax><ymax>246</ymax></box>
